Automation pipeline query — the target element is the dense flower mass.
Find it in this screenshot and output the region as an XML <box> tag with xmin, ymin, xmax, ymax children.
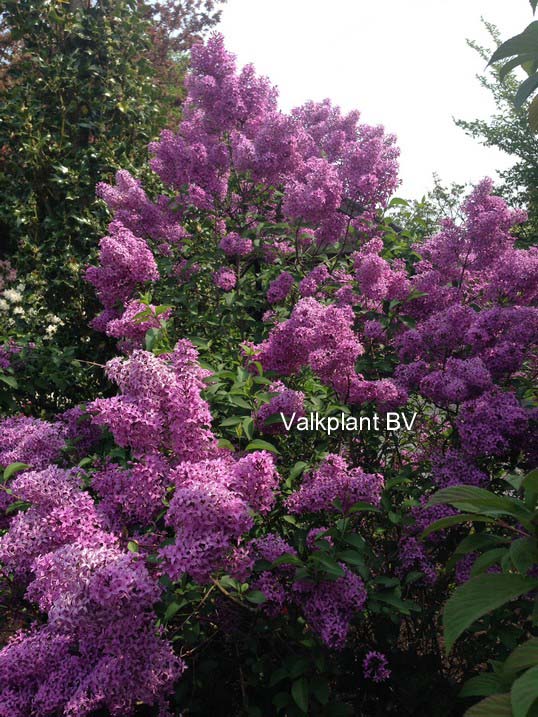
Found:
<box><xmin>286</xmin><ymin>454</ymin><xmax>383</xmax><ymax>514</ymax></box>
<box><xmin>1</xmin><ymin>30</ymin><xmax>537</xmax><ymax>717</ymax></box>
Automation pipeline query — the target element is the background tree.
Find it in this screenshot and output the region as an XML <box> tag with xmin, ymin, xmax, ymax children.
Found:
<box><xmin>455</xmin><ymin>21</ymin><xmax>538</xmax><ymax>243</ymax></box>
<box><xmin>0</xmin><ymin>0</ymin><xmax>223</xmax><ymax>324</ymax></box>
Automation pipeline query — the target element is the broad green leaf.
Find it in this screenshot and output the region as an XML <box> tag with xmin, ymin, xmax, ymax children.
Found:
<box><xmin>511</xmin><ymin>665</ymin><xmax>538</xmax><ymax>717</ymax></box>
<box><xmin>505</xmin><ymin>639</ymin><xmax>538</xmax><ymax>677</ymax></box>
<box><xmin>421</xmin><ymin>512</ymin><xmax>494</xmax><ymax>538</ymax></box>
<box><xmin>291</xmin><ymin>677</ymin><xmax>309</xmax><ymax>713</ymax></box>
<box><xmin>220</xmin><ymin>416</ymin><xmax>243</xmax><ymax>427</ymax></box>
<box><xmin>245</xmin><ymin>439</ymin><xmax>279</xmax><ymax>454</ymax></box>
<box><xmin>289</xmin><ymin>461</ymin><xmax>308</xmax><ymax>481</ymax></box>
<box><xmin>515</xmin><ymin>74</ymin><xmax>538</xmax><ymax>108</ymax></box>
<box><xmin>3</xmin><ymin>462</ymin><xmax>30</xmax><ymax>482</ymax></box>
<box><xmin>500</xmin><ymin>54</ymin><xmax>536</xmax><ymax>81</ymax></box>
<box><xmin>0</xmin><ymin>374</ymin><xmax>18</xmax><ymax>389</ymax></box>
<box><xmin>163</xmin><ymin>602</ymin><xmax>182</xmax><ymax>622</ymax></box>
<box><xmin>470</xmin><ymin>548</ymin><xmax>508</xmax><ymax>577</ymax></box>
<box><xmin>460</xmin><ymin>673</ymin><xmax>504</xmax><ymax>698</ymax></box>
<box><xmin>522</xmin><ymin>469</ymin><xmax>538</xmax><ymax>505</ymax></box>
<box><xmin>311</xmin><ymin>553</ymin><xmax>345</xmax><ymax>578</ymax></box>
<box><xmin>465</xmin><ymin>693</ymin><xmax>513</xmax><ymax>716</ymax></box>
<box><xmin>429</xmin><ymin>486</ymin><xmax>532</xmax><ymax>524</ymax></box>
<box><xmin>217</xmin><ymin>438</ymin><xmax>235</xmax><ymax>451</ymax></box>
<box><xmin>510</xmin><ymin>538</ymin><xmax>538</xmax><ymax>574</ymax></box>
<box><xmin>489</xmin><ymin>23</ymin><xmax>538</xmax><ymax>65</ymax></box>
<box><xmin>444</xmin><ymin>574</ymin><xmax>538</xmax><ymax>653</ymax></box>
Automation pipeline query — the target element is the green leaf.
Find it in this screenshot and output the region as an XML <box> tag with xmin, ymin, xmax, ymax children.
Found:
<box><xmin>522</xmin><ymin>469</ymin><xmax>538</xmax><ymax>505</ymax></box>
<box><xmin>217</xmin><ymin>438</ymin><xmax>235</xmax><ymax>451</ymax></box>
<box><xmin>272</xmin><ymin>552</ymin><xmax>304</xmax><ymax>568</ymax></box>
<box><xmin>246</xmin><ymin>590</ymin><xmax>267</xmax><ymax>605</ymax></box>
<box><xmin>245</xmin><ymin>439</ymin><xmax>279</xmax><ymax>454</ymax></box>
<box><xmin>289</xmin><ymin>461</ymin><xmax>308</xmax><ymax>481</ymax></box>
<box><xmin>291</xmin><ymin>677</ymin><xmax>309</xmax><ymax>713</ymax></box>
<box><xmin>420</xmin><ymin>512</ymin><xmax>494</xmax><ymax>538</ymax></box>
<box><xmin>489</xmin><ymin>23</ymin><xmax>538</xmax><ymax>65</ymax></box>
<box><xmin>220</xmin><ymin>416</ymin><xmax>243</xmax><ymax>427</ymax></box>
<box><xmin>443</xmin><ymin>574</ymin><xmax>538</xmax><ymax>653</ymax></box>
<box><xmin>532</xmin><ymin>0</ymin><xmax>538</xmax><ymax>14</ymax></box>
<box><xmin>163</xmin><ymin>602</ymin><xmax>182</xmax><ymax>622</ymax></box>
<box><xmin>511</xmin><ymin>665</ymin><xmax>538</xmax><ymax>717</ymax></box>
<box><xmin>470</xmin><ymin>548</ymin><xmax>508</xmax><ymax>577</ymax></box>
<box><xmin>0</xmin><ymin>375</ymin><xmax>18</xmax><ymax>389</ymax></box>
<box><xmin>465</xmin><ymin>693</ymin><xmax>513</xmax><ymax>716</ymax></box>
<box><xmin>499</xmin><ymin>54</ymin><xmax>536</xmax><ymax>81</ymax></box>
<box><xmin>3</xmin><ymin>462</ymin><xmax>30</xmax><ymax>482</ymax></box>
<box><xmin>515</xmin><ymin>73</ymin><xmax>538</xmax><ymax>108</ymax></box>
<box><xmin>429</xmin><ymin>486</ymin><xmax>532</xmax><ymax>524</ymax></box>
<box><xmin>460</xmin><ymin>673</ymin><xmax>503</xmax><ymax>698</ymax></box>
<box><xmin>311</xmin><ymin>553</ymin><xmax>345</xmax><ymax>578</ymax></box>
<box><xmin>510</xmin><ymin>538</ymin><xmax>538</xmax><ymax>574</ymax></box>
<box><xmin>242</xmin><ymin>416</ymin><xmax>254</xmax><ymax>440</ymax></box>
<box><xmin>505</xmin><ymin>639</ymin><xmax>538</xmax><ymax>677</ymax></box>
<box><xmin>127</xmin><ymin>541</ymin><xmax>139</xmax><ymax>553</ymax></box>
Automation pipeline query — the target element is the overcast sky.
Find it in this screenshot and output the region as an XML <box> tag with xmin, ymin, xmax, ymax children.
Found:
<box><xmin>216</xmin><ymin>1</ymin><xmax>533</xmax><ymax>199</ymax></box>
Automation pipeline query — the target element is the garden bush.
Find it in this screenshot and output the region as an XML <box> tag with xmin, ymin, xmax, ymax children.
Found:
<box><xmin>0</xmin><ymin>32</ymin><xmax>537</xmax><ymax>717</ymax></box>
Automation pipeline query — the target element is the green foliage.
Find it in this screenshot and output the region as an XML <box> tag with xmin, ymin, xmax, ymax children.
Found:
<box><xmin>429</xmin><ymin>470</ymin><xmax>538</xmax><ymax>715</ymax></box>
<box><xmin>456</xmin><ymin>22</ymin><xmax>538</xmax><ymax>241</ymax></box>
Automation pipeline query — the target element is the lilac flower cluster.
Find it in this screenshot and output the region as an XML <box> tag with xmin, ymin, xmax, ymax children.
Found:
<box><xmin>286</xmin><ymin>454</ymin><xmax>383</xmax><ymax>514</ymax></box>
<box><xmin>88</xmin><ymin>341</ymin><xmax>215</xmax><ymax>461</ymax></box>
<box><xmin>253</xmin><ymin>380</ymin><xmax>305</xmax><ymax>434</ymax></box>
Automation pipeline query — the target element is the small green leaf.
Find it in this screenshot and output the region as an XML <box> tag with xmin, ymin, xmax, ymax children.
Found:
<box><xmin>163</xmin><ymin>602</ymin><xmax>182</xmax><ymax>622</ymax></box>
<box><xmin>291</xmin><ymin>677</ymin><xmax>309</xmax><ymax>713</ymax></box>
<box><xmin>3</xmin><ymin>462</ymin><xmax>30</xmax><ymax>482</ymax></box>
<box><xmin>245</xmin><ymin>439</ymin><xmax>279</xmax><ymax>454</ymax></box>
<box><xmin>0</xmin><ymin>375</ymin><xmax>18</xmax><ymax>389</ymax></box>
<box><xmin>127</xmin><ymin>541</ymin><xmax>139</xmax><ymax>553</ymax></box>
<box><xmin>289</xmin><ymin>462</ymin><xmax>308</xmax><ymax>480</ymax></box>
<box><xmin>443</xmin><ymin>574</ymin><xmax>538</xmax><ymax>653</ymax></box>
<box><xmin>246</xmin><ymin>590</ymin><xmax>267</xmax><ymax>605</ymax></box>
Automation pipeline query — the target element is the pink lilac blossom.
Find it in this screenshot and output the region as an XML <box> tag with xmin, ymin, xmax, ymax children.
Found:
<box><xmin>456</xmin><ymin>388</ymin><xmax>529</xmax><ymax>457</ymax></box>
<box><xmin>293</xmin><ymin>565</ymin><xmax>367</xmax><ymax>649</ymax></box>
<box><xmin>104</xmin><ymin>299</ymin><xmax>172</xmax><ymax>352</ymax></box>
<box><xmin>363</xmin><ymin>651</ymin><xmax>391</xmax><ymax>682</ymax></box>
<box><xmin>0</xmin><ymin>416</ymin><xmax>66</xmax><ymax>469</ymax></box>
<box><xmin>286</xmin><ymin>454</ymin><xmax>383</xmax><ymax>514</ymax></box>
<box><xmin>253</xmin><ymin>298</ymin><xmax>363</xmax><ymax>399</ymax></box>
<box><xmin>219</xmin><ymin>232</ymin><xmax>253</xmax><ymax>257</ymax></box>
<box><xmin>299</xmin><ymin>264</ymin><xmax>330</xmax><ymax>297</ymax></box>
<box><xmin>0</xmin><ymin>466</ymin><xmax>113</xmax><ymax>577</ymax></box>
<box><xmin>0</xmin><ymin>543</ymin><xmax>183</xmax><ymax>717</ymax></box>
<box><xmin>213</xmin><ymin>266</ymin><xmax>237</xmax><ymax>291</ymax></box>
<box><xmin>91</xmin><ymin>455</ymin><xmax>170</xmax><ymax>527</ymax></box>
<box><xmin>254</xmin><ymin>380</ymin><xmax>305</xmax><ymax>434</ymax></box>
<box><xmin>88</xmin><ymin>341</ymin><xmax>215</xmax><ymax>461</ymax></box>
<box><xmin>86</xmin><ymin>221</ymin><xmax>159</xmax><ymax>316</ymax></box>
<box><xmin>266</xmin><ymin>271</ymin><xmax>294</xmax><ymax>304</ymax></box>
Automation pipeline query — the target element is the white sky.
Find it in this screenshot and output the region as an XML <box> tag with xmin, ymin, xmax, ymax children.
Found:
<box><xmin>217</xmin><ymin>0</ymin><xmax>533</xmax><ymax>199</ymax></box>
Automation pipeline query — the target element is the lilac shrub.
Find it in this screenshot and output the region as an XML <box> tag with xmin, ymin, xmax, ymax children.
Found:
<box><xmin>1</xmin><ymin>32</ymin><xmax>537</xmax><ymax>717</ymax></box>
